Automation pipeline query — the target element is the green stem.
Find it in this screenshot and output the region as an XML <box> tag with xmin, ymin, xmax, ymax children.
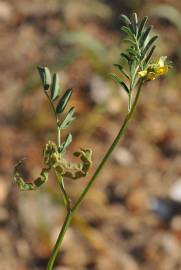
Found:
<box><xmin>128</xmin><ymin>91</ymin><xmax>132</xmax><ymax>112</ymax></box>
<box><xmin>72</xmin><ymin>80</ymin><xmax>143</xmax><ymax>212</ymax></box>
<box><xmin>54</xmin><ymin>170</ymin><xmax>71</xmax><ymax>211</ymax></box>
<box><xmin>46</xmin><ymin>210</ymin><xmax>73</xmax><ymax>270</ymax></box>
<box><xmin>46</xmin><ymin>80</ymin><xmax>143</xmax><ymax>270</ymax></box>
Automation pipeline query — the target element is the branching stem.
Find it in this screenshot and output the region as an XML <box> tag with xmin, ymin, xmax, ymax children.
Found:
<box><xmin>54</xmin><ymin>170</ymin><xmax>71</xmax><ymax>211</ymax></box>
<box><xmin>46</xmin><ymin>80</ymin><xmax>143</xmax><ymax>270</ymax></box>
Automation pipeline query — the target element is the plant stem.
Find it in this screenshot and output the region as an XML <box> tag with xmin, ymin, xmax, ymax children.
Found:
<box><xmin>46</xmin><ymin>80</ymin><xmax>143</xmax><ymax>270</ymax></box>
<box><xmin>47</xmin><ymin>210</ymin><xmax>73</xmax><ymax>270</ymax></box>
<box><xmin>55</xmin><ymin>170</ymin><xmax>71</xmax><ymax>210</ymax></box>
<box><xmin>128</xmin><ymin>91</ymin><xmax>132</xmax><ymax>112</ymax></box>
<box><xmin>72</xmin><ymin>80</ymin><xmax>143</xmax><ymax>212</ymax></box>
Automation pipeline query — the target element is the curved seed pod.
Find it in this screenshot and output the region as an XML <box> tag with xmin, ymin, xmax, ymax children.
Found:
<box><xmin>41</xmin><ymin>141</ymin><xmax>92</xmax><ymax>180</ymax></box>
<box><xmin>54</xmin><ymin>149</ymin><xmax>93</xmax><ymax>180</ymax></box>
<box><xmin>13</xmin><ymin>160</ymin><xmax>50</xmax><ymax>191</ymax></box>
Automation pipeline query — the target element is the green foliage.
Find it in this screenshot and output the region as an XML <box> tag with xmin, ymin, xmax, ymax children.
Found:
<box><xmin>59</xmin><ymin>133</ymin><xmax>72</xmax><ymax>154</ymax></box>
<box><xmin>56</xmin><ymin>88</ymin><xmax>72</xmax><ymax>114</ymax></box>
<box><xmin>59</xmin><ymin>107</ymin><xmax>76</xmax><ymax>130</ymax></box>
<box><xmin>37</xmin><ymin>66</ymin><xmax>51</xmax><ymax>91</ymax></box>
<box><xmin>110</xmin><ymin>13</ymin><xmax>170</xmax><ymax>112</ymax></box>
<box><xmin>51</xmin><ymin>73</ymin><xmax>61</xmax><ymax>101</ymax></box>
<box><xmin>112</xmin><ymin>14</ymin><xmax>156</xmax><ymax>103</ymax></box>
<box><xmin>109</xmin><ymin>73</ymin><xmax>129</xmax><ymax>94</ymax></box>
<box><xmin>120</xmin><ymin>13</ymin><xmax>158</xmax><ymax>68</ymax></box>
<box><xmin>14</xmin><ymin>67</ymin><xmax>93</xmax><ymax>193</ymax></box>
<box><xmin>13</xmin><ymin>13</ymin><xmax>171</xmax><ymax>270</ymax></box>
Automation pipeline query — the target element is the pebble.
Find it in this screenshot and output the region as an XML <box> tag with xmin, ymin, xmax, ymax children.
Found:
<box><xmin>90</xmin><ymin>75</ymin><xmax>110</xmax><ymax>104</ymax></box>
<box><xmin>169</xmin><ymin>178</ymin><xmax>181</xmax><ymax>202</ymax></box>
<box><xmin>126</xmin><ymin>188</ymin><xmax>148</xmax><ymax>212</ymax></box>
<box><xmin>113</xmin><ymin>147</ymin><xmax>134</xmax><ymax>166</ymax></box>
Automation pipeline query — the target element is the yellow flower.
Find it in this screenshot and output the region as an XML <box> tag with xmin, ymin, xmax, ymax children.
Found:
<box><xmin>138</xmin><ymin>56</ymin><xmax>170</xmax><ymax>81</ymax></box>
<box><xmin>138</xmin><ymin>70</ymin><xmax>148</xmax><ymax>77</ymax></box>
<box><xmin>146</xmin><ymin>72</ymin><xmax>157</xmax><ymax>81</ymax></box>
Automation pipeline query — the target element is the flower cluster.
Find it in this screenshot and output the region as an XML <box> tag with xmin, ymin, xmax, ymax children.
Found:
<box><xmin>138</xmin><ymin>56</ymin><xmax>170</xmax><ymax>80</ymax></box>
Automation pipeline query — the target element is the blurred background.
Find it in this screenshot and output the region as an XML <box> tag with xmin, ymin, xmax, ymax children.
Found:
<box><xmin>0</xmin><ymin>0</ymin><xmax>181</xmax><ymax>269</ymax></box>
